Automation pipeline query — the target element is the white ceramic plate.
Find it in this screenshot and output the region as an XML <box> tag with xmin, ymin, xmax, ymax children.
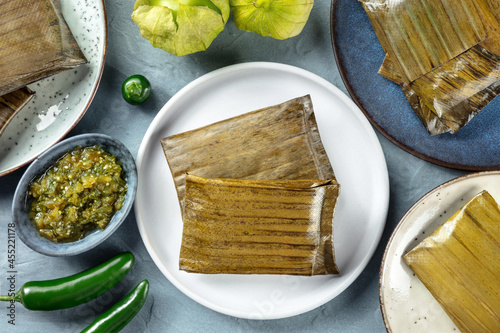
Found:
<box><xmin>380</xmin><ymin>171</ymin><xmax>500</xmax><ymax>332</ymax></box>
<box><xmin>0</xmin><ymin>0</ymin><xmax>106</xmax><ymax>177</ymax></box>
<box><xmin>135</xmin><ymin>62</ymin><xmax>389</xmax><ymax>319</ymax></box>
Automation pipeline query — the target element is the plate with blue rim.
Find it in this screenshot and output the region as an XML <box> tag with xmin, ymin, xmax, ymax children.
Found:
<box><xmin>330</xmin><ymin>0</ymin><xmax>500</xmax><ymax>171</ymax></box>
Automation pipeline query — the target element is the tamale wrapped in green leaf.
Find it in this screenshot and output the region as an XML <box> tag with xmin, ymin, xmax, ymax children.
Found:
<box><xmin>0</xmin><ymin>0</ymin><xmax>87</xmax><ymax>96</ymax></box>
<box><xmin>362</xmin><ymin>0</ymin><xmax>500</xmax><ymax>134</ymax></box>
<box><xmin>179</xmin><ymin>175</ymin><xmax>340</xmax><ymax>275</ymax></box>
<box><xmin>408</xmin><ymin>45</ymin><xmax>500</xmax><ymax>134</ymax></box>
<box><xmin>383</xmin><ymin>44</ymin><xmax>500</xmax><ymax>134</ymax></box>
<box><xmin>404</xmin><ymin>191</ymin><xmax>500</xmax><ymax>333</ymax></box>
<box><xmin>360</xmin><ymin>0</ymin><xmax>488</xmax><ymax>84</ymax></box>
<box><xmin>384</xmin><ymin>45</ymin><xmax>500</xmax><ymax>134</ymax></box>
<box><xmin>0</xmin><ymin>87</ymin><xmax>35</xmax><ymax>138</ymax></box>
<box><xmin>161</xmin><ymin>95</ymin><xmax>335</xmax><ymax>209</ymax></box>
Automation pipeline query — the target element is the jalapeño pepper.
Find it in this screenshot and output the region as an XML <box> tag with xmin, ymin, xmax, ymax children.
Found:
<box><xmin>122</xmin><ymin>74</ymin><xmax>151</xmax><ymax>105</ymax></box>
<box><xmin>81</xmin><ymin>279</ymin><xmax>149</xmax><ymax>333</ymax></box>
<box><xmin>0</xmin><ymin>252</ymin><xmax>134</xmax><ymax>311</ymax></box>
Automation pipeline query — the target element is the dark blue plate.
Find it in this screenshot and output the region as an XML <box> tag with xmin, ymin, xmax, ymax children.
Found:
<box><xmin>330</xmin><ymin>0</ymin><xmax>500</xmax><ymax>171</ymax></box>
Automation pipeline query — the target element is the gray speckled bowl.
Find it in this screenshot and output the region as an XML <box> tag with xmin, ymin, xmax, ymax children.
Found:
<box><xmin>12</xmin><ymin>133</ymin><xmax>137</xmax><ymax>256</ymax></box>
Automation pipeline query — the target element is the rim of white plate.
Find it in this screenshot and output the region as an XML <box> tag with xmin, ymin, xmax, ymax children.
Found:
<box><xmin>134</xmin><ymin>61</ymin><xmax>390</xmax><ymax>319</ymax></box>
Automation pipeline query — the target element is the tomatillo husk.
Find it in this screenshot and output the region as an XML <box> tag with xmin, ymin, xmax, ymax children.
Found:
<box><xmin>229</xmin><ymin>0</ymin><xmax>313</xmax><ymax>39</ymax></box>
<box><xmin>132</xmin><ymin>0</ymin><xmax>230</xmax><ymax>56</ymax></box>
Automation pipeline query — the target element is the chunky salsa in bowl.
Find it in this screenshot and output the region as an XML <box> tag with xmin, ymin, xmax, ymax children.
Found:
<box><xmin>12</xmin><ymin>133</ymin><xmax>137</xmax><ymax>256</ymax></box>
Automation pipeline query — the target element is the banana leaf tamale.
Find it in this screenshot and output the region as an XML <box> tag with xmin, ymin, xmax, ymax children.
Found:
<box><xmin>361</xmin><ymin>0</ymin><xmax>500</xmax><ymax>135</ymax></box>
<box><xmin>0</xmin><ymin>87</ymin><xmax>35</xmax><ymax>138</ymax></box>
<box><xmin>179</xmin><ymin>175</ymin><xmax>340</xmax><ymax>275</ymax></box>
<box><xmin>382</xmin><ymin>44</ymin><xmax>500</xmax><ymax>134</ymax></box>
<box><xmin>360</xmin><ymin>0</ymin><xmax>489</xmax><ymax>84</ymax></box>
<box><xmin>161</xmin><ymin>95</ymin><xmax>335</xmax><ymax>210</ymax></box>
<box><xmin>0</xmin><ymin>0</ymin><xmax>87</xmax><ymax>96</ymax></box>
<box><xmin>408</xmin><ymin>45</ymin><xmax>500</xmax><ymax>134</ymax></box>
<box><xmin>404</xmin><ymin>191</ymin><xmax>500</xmax><ymax>333</ymax></box>
<box><xmin>385</xmin><ymin>44</ymin><xmax>500</xmax><ymax>134</ymax></box>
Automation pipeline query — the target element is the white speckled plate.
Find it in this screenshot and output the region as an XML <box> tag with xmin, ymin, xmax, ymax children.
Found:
<box><xmin>0</xmin><ymin>0</ymin><xmax>107</xmax><ymax>177</ymax></box>
<box><xmin>380</xmin><ymin>171</ymin><xmax>500</xmax><ymax>332</ymax></box>
<box><xmin>135</xmin><ymin>62</ymin><xmax>389</xmax><ymax>319</ymax></box>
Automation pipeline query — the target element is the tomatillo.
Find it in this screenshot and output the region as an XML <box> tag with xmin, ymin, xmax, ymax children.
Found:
<box><xmin>122</xmin><ymin>75</ymin><xmax>151</xmax><ymax>105</ymax></box>
<box><xmin>131</xmin><ymin>0</ymin><xmax>230</xmax><ymax>56</ymax></box>
<box><xmin>230</xmin><ymin>0</ymin><xmax>314</xmax><ymax>39</ymax></box>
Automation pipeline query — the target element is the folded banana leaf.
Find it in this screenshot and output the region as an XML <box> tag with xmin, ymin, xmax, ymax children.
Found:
<box><xmin>0</xmin><ymin>0</ymin><xmax>87</xmax><ymax>96</ymax></box>
<box><xmin>384</xmin><ymin>44</ymin><xmax>500</xmax><ymax>134</ymax></box>
<box><xmin>408</xmin><ymin>45</ymin><xmax>500</xmax><ymax>134</ymax></box>
<box><xmin>377</xmin><ymin>54</ymin><xmax>403</xmax><ymax>86</ymax></box>
<box><xmin>360</xmin><ymin>0</ymin><xmax>489</xmax><ymax>84</ymax></box>
<box><xmin>400</xmin><ymin>85</ymin><xmax>451</xmax><ymax>135</ymax></box>
<box><xmin>362</xmin><ymin>0</ymin><xmax>500</xmax><ymax>134</ymax></box>
<box><xmin>161</xmin><ymin>95</ymin><xmax>335</xmax><ymax>210</ymax></box>
<box><xmin>179</xmin><ymin>175</ymin><xmax>340</xmax><ymax>275</ymax></box>
<box><xmin>404</xmin><ymin>191</ymin><xmax>500</xmax><ymax>333</ymax></box>
<box><xmin>0</xmin><ymin>87</ymin><xmax>35</xmax><ymax>138</ymax></box>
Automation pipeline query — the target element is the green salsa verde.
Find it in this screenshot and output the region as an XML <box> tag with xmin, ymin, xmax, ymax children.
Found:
<box><xmin>28</xmin><ymin>145</ymin><xmax>127</xmax><ymax>243</ymax></box>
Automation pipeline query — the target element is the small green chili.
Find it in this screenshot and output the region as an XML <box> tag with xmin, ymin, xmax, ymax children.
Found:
<box><xmin>0</xmin><ymin>252</ymin><xmax>134</xmax><ymax>311</ymax></box>
<box><xmin>122</xmin><ymin>74</ymin><xmax>151</xmax><ymax>105</ymax></box>
<box><xmin>81</xmin><ymin>279</ymin><xmax>149</xmax><ymax>333</ymax></box>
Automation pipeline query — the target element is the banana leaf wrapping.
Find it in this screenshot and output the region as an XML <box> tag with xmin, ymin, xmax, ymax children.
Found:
<box><xmin>377</xmin><ymin>55</ymin><xmax>403</xmax><ymax>86</ymax></box>
<box><xmin>179</xmin><ymin>175</ymin><xmax>340</xmax><ymax>275</ymax></box>
<box><xmin>161</xmin><ymin>95</ymin><xmax>335</xmax><ymax>210</ymax></box>
<box><xmin>407</xmin><ymin>45</ymin><xmax>500</xmax><ymax>134</ymax></box>
<box><xmin>361</xmin><ymin>0</ymin><xmax>500</xmax><ymax>135</ymax></box>
<box><xmin>0</xmin><ymin>0</ymin><xmax>87</xmax><ymax>96</ymax></box>
<box><xmin>361</xmin><ymin>0</ymin><xmax>488</xmax><ymax>84</ymax></box>
<box><xmin>162</xmin><ymin>95</ymin><xmax>341</xmax><ymax>275</ymax></box>
<box><xmin>404</xmin><ymin>191</ymin><xmax>500</xmax><ymax>333</ymax></box>
<box><xmin>0</xmin><ymin>87</ymin><xmax>35</xmax><ymax>138</ymax></box>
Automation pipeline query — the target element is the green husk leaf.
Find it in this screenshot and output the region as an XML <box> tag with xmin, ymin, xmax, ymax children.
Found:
<box><xmin>132</xmin><ymin>0</ymin><xmax>230</xmax><ymax>56</ymax></box>
<box><xmin>229</xmin><ymin>0</ymin><xmax>313</xmax><ymax>39</ymax></box>
<box><xmin>404</xmin><ymin>191</ymin><xmax>500</xmax><ymax>333</ymax></box>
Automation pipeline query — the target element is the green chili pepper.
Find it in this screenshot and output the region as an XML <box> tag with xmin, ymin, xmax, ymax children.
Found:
<box><xmin>0</xmin><ymin>252</ymin><xmax>134</xmax><ymax>311</ymax></box>
<box><xmin>122</xmin><ymin>74</ymin><xmax>151</xmax><ymax>105</ymax></box>
<box><xmin>81</xmin><ymin>279</ymin><xmax>149</xmax><ymax>333</ymax></box>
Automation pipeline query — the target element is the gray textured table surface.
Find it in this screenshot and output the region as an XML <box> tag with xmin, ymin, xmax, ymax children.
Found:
<box><xmin>0</xmin><ymin>1</ymin><xmax>467</xmax><ymax>332</ymax></box>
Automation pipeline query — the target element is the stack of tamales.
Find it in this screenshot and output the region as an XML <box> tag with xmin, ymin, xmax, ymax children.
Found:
<box><xmin>161</xmin><ymin>95</ymin><xmax>341</xmax><ymax>276</ymax></box>
<box><xmin>360</xmin><ymin>0</ymin><xmax>500</xmax><ymax>135</ymax></box>
<box><xmin>404</xmin><ymin>191</ymin><xmax>500</xmax><ymax>332</ymax></box>
<box><xmin>0</xmin><ymin>0</ymin><xmax>87</xmax><ymax>137</ymax></box>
